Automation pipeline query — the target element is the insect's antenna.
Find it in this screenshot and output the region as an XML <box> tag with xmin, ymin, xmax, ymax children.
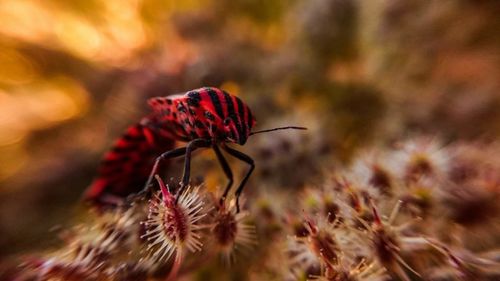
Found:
<box><xmin>249</xmin><ymin>126</ymin><xmax>307</xmax><ymax>136</ymax></box>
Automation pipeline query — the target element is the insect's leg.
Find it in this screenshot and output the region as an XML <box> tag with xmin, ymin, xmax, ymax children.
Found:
<box><xmin>213</xmin><ymin>145</ymin><xmax>234</xmax><ymax>206</ymax></box>
<box><xmin>222</xmin><ymin>145</ymin><xmax>255</xmax><ymax>213</ymax></box>
<box><xmin>139</xmin><ymin>146</ymin><xmax>187</xmax><ymax>197</ymax></box>
<box><xmin>177</xmin><ymin>138</ymin><xmax>212</xmax><ymax>201</ymax></box>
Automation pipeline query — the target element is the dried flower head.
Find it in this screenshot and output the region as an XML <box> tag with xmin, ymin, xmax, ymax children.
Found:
<box><xmin>310</xmin><ymin>256</ymin><xmax>388</xmax><ymax>281</ymax></box>
<box><xmin>287</xmin><ymin>236</ymin><xmax>322</xmax><ymax>279</ymax></box>
<box><xmin>25</xmin><ymin>251</ymin><xmax>106</xmax><ymax>281</ymax></box>
<box><xmin>359</xmin><ymin>201</ymin><xmax>426</xmax><ymax>281</ymax></box>
<box><xmin>303</xmin><ymin>218</ymin><xmax>340</xmax><ymax>268</ymax></box>
<box><xmin>210</xmin><ymin>198</ymin><xmax>257</xmax><ymax>263</ymax></box>
<box><xmin>391</xmin><ymin>138</ymin><xmax>449</xmax><ymax>183</ymax></box>
<box><xmin>141</xmin><ymin>176</ymin><xmax>207</xmax><ymax>264</ymax></box>
<box><xmin>288</xmin><ymin>214</ymin><xmax>387</xmax><ymax>281</ymax></box>
<box><xmin>35</xmin><ymin>206</ymin><xmax>146</xmax><ymax>279</ymax></box>
<box><xmin>399</xmin><ymin>178</ymin><xmax>436</xmax><ymax>218</ymax></box>
<box><xmin>424</xmin><ymin>238</ymin><xmax>500</xmax><ymax>280</ymax></box>
<box><xmin>351</xmin><ymin>150</ymin><xmax>395</xmax><ymax>196</ymax></box>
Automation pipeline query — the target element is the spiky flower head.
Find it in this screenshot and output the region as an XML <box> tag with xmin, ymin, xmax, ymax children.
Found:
<box><xmin>210</xmin><ymin>198</ymin><xmax>257</xmax><ymax>263</ymax></box>
<box><xmin>351</xmin><ymin>150</ymin><xmax>395</xmax><ymax>196</ymax></box>
<box><xmin>21</xmin><ymin>207</ymin><xmax>143</xmax><ymax>280</ymax></box>
<box><xmin>288</xmin><ymin>214</ymin><xmax>386</xmax><ymax>281</ymax></box>
<box><xmin>304</xmin><ymin>217</ymin><xmax>340</xmax><ymax>268</ymax></box>
<box><xmin>360</xmin><ymin>201</ymin><xmax>426</xmax><ymax>281</ymax></box>
<box><xmin>390</xmin><ymin>138</ymin><xmax>450</xmax><ymax>183</ymax></box>
<box><xmin>141</xmin><ymin>176</ymin><xmax>207</xmax><ymax>264</ymax></box>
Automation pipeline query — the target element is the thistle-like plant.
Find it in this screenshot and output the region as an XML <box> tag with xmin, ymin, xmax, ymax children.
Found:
<box><xmin>141</xmin><ymin>175</ymin><xmax>208</xmax><ymax>279</ymax></box>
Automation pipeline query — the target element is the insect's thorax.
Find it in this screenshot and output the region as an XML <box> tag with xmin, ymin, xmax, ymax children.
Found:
<box><xmin>148</xmin><ymin>87</ymin><xmax>256</xmax><ymax>145</ymax></box>
<box><xmin>170</xmin><ymin>97</ymin><xmax>217</xmax><ymax>141</ymax></box>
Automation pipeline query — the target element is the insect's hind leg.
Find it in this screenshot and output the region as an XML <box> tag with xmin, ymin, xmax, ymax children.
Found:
<box><xmin>213</xmin><ymin>145</ymin><xmax>234</xmax><ymax>206</ymax></box>
<box><xmin>134</xmin><ymin>146</ymin><xmax>187</xmax><ymax>201</ymax></box>
<box><xmin>222</xmin><ymin>145</ymin><xmax>255</xmax><ymax>213</ymax></box>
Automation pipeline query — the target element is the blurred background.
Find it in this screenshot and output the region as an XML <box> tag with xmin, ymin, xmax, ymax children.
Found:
<box><xmin>0</xmin><ymin>0</ymin><xmax>499</xmax><ymax>262</ymax></box>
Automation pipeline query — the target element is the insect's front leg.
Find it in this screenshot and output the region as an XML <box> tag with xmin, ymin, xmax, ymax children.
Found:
<box><xmin>126</xmin><ymin>147</ymin><xmax>187</xmax><ymax>205</ymax></box>
<box><xmin>222</xmin><ymin>144</ymin><xmax>255</xmax><ymax>213</ymax></box>
<box><xmin>176</xmin><ymin>138</ymin><xmax>212</xmax><ymax>202</ymax></box>
<box><xmin>213</xmin><ymin>145</ymin><xmax>234</xmax><ymax>207</ymax></box>
<box><xmin>144</xmin><ymin>147</ymin><xmax>188</xmax><ymax>193</ymax></box>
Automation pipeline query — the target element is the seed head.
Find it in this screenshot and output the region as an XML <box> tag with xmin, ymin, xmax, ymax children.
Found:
<box><xmin>362</xmin><ymin>201</ymin><xmax>423</xmax><ymax>281</ymax></box>
<box><xmin>210</xmin><ymin>199</ymin><xmax>256</xmax><ymax>263</ymax></box>
<box><xmin>391</xmin><ymin>138</ymin><xmax>449</xmax><ymax>183</ymax></box>
<box><xmin>141</xmin><ymin>176</ymin><xmax>207</xmax><ymax>263</ymax></box>
<box><xmin>351</xmin><ymin>150</ymin><xmax>394</xmax><ymax>196</ymax></box>
<box><xmin>304</xmin><ymin>218</ymin><xmax>340</xmax><ymax>268</ymax></box>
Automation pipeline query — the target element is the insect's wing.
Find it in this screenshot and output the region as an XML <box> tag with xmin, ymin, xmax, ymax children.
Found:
<box><xmin>84</xmin><ymin>119</ymin><xmax>175</xmax><ymax>206</ymax></box>
<box><xmin>148</xmin><ymin>96</ymin><xmax>195</xmax><ymax>141</ymax></box>
<box><xmin>147</xmin><ymin>94</ymin><xmax>184</xmax><ymax>122</ymax></box>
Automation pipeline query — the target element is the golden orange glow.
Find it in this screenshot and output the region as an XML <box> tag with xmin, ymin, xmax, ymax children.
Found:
<box><xmin>55</xmin><ymin>13</ymin><xmax>103</xmax><ymax>59</ymax></box>
<box><xmin>0</xmin><ymin>0</ymin><xmax>155</xmax><ymax>66</ymax></box>
<box><xmin>0</xmin><ymin>0</ymin><xmax>54</xmax><ymax>43</ymax></box>
<box><xmin>0</xmin><ymin>81</ymin><xmax>88</xmax><ymax>149</ymax></box>
<box><xmin>0</xmin><ymin>77</ymin><xmax>89</xmax><ymax>182</ymax></box>
<box><xmin>0</xmin><ymin>49</ymin><xmax>37</xmax><ymax>85</ymax></box>
<box><xmin>1</xmin><ymin>79</ymin><xmax>89</xmax><ymax>132</ymax></box>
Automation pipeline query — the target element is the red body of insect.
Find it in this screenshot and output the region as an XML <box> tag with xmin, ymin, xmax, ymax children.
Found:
<box><xmin>85</xmin><ymin>87</ymin><xmax>258</xmax><ymax>211</ymax></box>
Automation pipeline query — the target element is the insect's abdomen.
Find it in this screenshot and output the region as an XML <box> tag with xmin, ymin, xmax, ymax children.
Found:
<box><xmin>84</xmin><ymin>120</ymin><xmax>175</xmax><ymax>206</ymax></box>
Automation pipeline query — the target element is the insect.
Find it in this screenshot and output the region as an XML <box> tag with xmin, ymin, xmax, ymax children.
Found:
<box><xmin>84</xmin><ymin>87</ymin><xmax>306</xmax><ymax>212</ymax></box>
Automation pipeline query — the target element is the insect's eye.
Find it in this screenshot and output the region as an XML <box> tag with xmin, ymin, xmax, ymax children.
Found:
<box><xmin>223</xmin><ymin>118</ymin><xmax>231</xmax><ymax>126</ymax></box>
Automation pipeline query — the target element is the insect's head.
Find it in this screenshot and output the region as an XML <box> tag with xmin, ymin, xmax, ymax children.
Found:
<box><xmin>221</xmin><ymin>113</ymin><xmax>256</xmax><ymax>145</ymax></box>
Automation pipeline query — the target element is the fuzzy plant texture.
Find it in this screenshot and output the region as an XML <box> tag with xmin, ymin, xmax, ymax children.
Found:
<box><xmin>6</xmin><ymin>138</ymin><xmax>500</xmax><ymax>281</ymax></box>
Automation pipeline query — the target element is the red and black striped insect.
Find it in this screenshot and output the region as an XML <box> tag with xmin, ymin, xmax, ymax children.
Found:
<box><xmin>84</xmin><ymin>87</ymin><xmax>305</xmax><ymax>212</ymax></box>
